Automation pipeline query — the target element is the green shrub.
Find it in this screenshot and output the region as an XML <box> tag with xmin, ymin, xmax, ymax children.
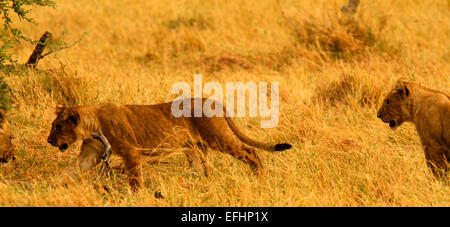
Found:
<box><xmin>0</xmin><ymin>76</ymin><xmax>12</xmax><ymax>112</ymax></box>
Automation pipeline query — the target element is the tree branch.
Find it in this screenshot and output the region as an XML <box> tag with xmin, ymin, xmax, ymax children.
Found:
<box><xmin>26</xmin><ymin>31</ymin><xmax>52</xmax><ymax>67</ymax></box>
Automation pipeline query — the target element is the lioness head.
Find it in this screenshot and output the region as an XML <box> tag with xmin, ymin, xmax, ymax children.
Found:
<box><xmin>0</xmin><ymin>110</ymin><xmax>15</xmax><ymax>164</ymax></box>
<box><xmin>377</xmin><ymin>79</ymin><xmax>412</xmax><ymax>129</ymax></box>
<box><xmin>47</xmin><ymin>105</ymin><xmax>80</xmax><ymax>152</ymax></box>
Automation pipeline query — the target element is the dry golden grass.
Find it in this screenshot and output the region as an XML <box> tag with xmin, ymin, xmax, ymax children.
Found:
<box><xmin>0</xmin><ymin>0</ymin><xmax>449</xmax><ymax>206</ymax></box>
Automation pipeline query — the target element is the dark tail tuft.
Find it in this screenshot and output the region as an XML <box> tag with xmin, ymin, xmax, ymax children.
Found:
<box><xmin>274</xmin><ymin>143</ymin><xmax>292</xmax><ymax>151</ymax></box>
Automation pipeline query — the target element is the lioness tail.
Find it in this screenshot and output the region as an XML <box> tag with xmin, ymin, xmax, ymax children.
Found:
<box><xmin>224</xmin><ymin>117</ymin><xmax>292</xmax><ymax>152</ymax></box>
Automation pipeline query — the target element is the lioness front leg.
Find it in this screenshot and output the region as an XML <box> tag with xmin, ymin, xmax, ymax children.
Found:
<box><xmin>62</xmin><ymin>138</ymin><xmax>104</xmax><ymax>179</ymax></box>
<box><xmin>424</xmin><ymin>145</ymin><xmax>449</xmax><ymax>180</ymax></box>
<box><xmin>121</xmin><ymin>149</ymin><xmax>143</xmax><ymax>191</ymax></box>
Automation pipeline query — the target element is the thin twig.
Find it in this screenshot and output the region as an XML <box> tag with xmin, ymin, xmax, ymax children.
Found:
<box><xmin>40</xmin><ymin>33</ymin><xmax>86</xmax><ymax>59</ymax></box>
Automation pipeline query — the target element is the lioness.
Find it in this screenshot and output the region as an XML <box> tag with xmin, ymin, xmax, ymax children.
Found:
<box><xmin>47</xmin><ymin>98</ymin><xmax>292</xmax><ymax>189</ymax></box>
<box><xmin>0</xmin><ymin>109</ymin><xmax>15</xmax><ymax>164</ymax></box>
<box><xmin>377</xmin><ymin>79</ymin><xmax>450</xmax><ymax>179</ymax></box>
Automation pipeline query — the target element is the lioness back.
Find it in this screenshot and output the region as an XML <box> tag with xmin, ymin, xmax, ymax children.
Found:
<box><xmin>96</xmin><ymin>102</ymin><xmax>195</xmax><ymax>149</ymax></box>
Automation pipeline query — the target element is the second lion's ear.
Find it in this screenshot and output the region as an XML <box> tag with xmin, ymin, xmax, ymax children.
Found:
<box><xmin>67</xmin><ymin>109</ymin><xmax>80</xmax><ymax>125</ymax></box>
<box><xmin>55</xmin><ymin>105</ymin><xmax>65</xmax><ymax>115</ymax></box>
<box><xmin>394</xmin><ymin>79</ymin><xmax>410</xmax><ymax>99</ymax></box>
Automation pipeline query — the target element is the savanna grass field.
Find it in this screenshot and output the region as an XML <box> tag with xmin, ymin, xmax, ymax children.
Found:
<box><xmin>0</xmin><ymin>0</ymin><xmax>449</xmax><ymax>206</ymax></box>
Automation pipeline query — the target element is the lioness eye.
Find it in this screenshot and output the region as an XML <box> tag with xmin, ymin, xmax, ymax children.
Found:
<box><xmin>386</xmin><ymin>100</ymin><xmax>391</xmax><ymax>105</ymax></box>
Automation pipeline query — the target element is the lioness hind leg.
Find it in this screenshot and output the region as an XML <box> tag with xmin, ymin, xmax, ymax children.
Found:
<box><xmin>237</xmin><ymin>146</ymin><xmax>263</xmax><ymax>177</ymax></box>
<box><xmin>184</xmin><ymin>141</ymin><xmax>209</xmax><ymax>176</ymax></box>
<box><xmin>193</xmin><ymin>116</ymin><xmax>264</xmax><ymax>176</ymax></box>
<box><xmin>208</xmin><ymin>136</ymin><xmax>263</xmax><ymax>177</ymax></box>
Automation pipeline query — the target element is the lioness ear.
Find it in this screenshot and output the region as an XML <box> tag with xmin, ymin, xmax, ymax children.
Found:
<box><xmin>55</xmin><ymin>105</ymin><xmax>65</xmax><ymax>115</ymax></box>
<box><xmin>67</xmin><ymin>109</ymin><xmax>80</xmax><ymax>125</ymax></box>
<box><xmin>394</xmin><ymin>79</ymin><xmax>410</xmax><ymax>99</ymax></box>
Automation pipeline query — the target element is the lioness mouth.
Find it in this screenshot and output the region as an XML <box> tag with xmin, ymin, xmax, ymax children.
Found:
<box><xmin>0</xmin><ymin>158</ymin><xmax>8</xmax><ymax>163</ymax></box>
<box><xmin>389</xmin><ymin>120</ymin><xmax>397</xmax><ymax>128</ymax></box>
<box><xmin>59</xmin><ymin>143</ymin><xmax>68</xmax><ymax>152</ymax></box>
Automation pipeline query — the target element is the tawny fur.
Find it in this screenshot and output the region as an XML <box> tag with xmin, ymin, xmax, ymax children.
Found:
<box><xmin>377</xmin><ymin>79</ymin><xmax>450</xmax><ymax>179</ymax></box>
<box><xmin>47</xmin><ymin>98</ymin><xmax>291</xmax><ymax>190</ymax></box>
<box><xmin>0</xmin><ymin>110</ymin><xmax>14</xmax><ymax>164</ymax></box>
